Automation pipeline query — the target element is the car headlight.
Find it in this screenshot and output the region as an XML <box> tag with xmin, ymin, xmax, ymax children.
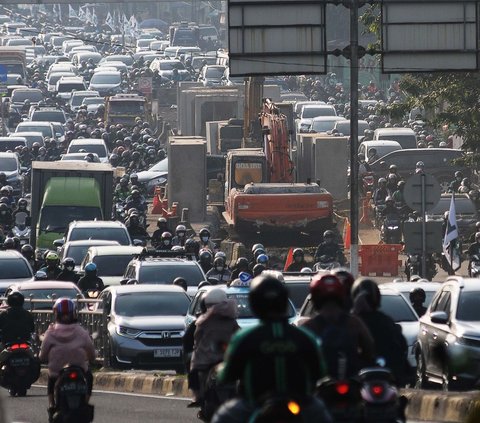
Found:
<box><xmin>116</xmin><ymin>326</ymin><xmax>142</xmax><ymax>338</ymax></box>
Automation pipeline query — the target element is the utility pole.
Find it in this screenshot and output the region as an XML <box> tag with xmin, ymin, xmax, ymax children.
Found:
<box><xmin>242</xmin><ymin>76</ymin><xmax>264</xmax><ymax>147</ymax></box>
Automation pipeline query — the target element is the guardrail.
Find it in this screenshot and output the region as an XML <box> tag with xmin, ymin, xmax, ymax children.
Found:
<box><xmin>2</xmin><ymin>297</ymin><xmax>110</xmax><ymax>367</ymax></box>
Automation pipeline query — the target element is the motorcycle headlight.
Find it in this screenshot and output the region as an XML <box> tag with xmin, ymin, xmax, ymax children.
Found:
<box><xmin>116</xmin><ymin>326</ymin><xmax>142</xmax><ymax>338</ymax></box>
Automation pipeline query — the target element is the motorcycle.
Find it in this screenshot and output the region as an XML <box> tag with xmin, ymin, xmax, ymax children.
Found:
<box><xmin>313</xmin><ymin>255</ymin><xmax>340</xmax><ymax>271</ymax></box>
<box><xmin>362</xmin><ymin>172</ymin><xmax>375</xmax><ymax>196</ymax></box>
<box><xmin>113</xmin><ymin>201</ymin><xmax>127</xmax><ymax>222</ymax></box>
<box><xmin>373</xmin><ymin>202</ymin><xmax>386</xmax><ymax>229</ymax></box>
<box><xmin>12</xmin><ymin>212</ymin><xmax>31</xmax><ymax>246</ymax></box>
<box><xmin>316</xmin><ymin>377</ymin><xmax>362</xmax><ymax>422</ymax></box>
<box><xmin>358</xmin><ymin>366</ymin><xmax>406</xmax><ymax>423</ymax></box>
<box><xmin>249</xmin><ymin>396</ymin><xmax>312</xmax><ymax>422</ymax></box>
<box><xmin>380</xmin><ymin>214</ymin><xmax>402</xmax><ymax>244</ymax></box>
<box><xmin>469</xmin><ymin>255</ymin><xmax>480</xmax><ymax>277</ymax></box>
<box><xmin>52</xmin><ymin>365</ymin><xmax>94</xmax><ymax>423</ymax></box>
<box><xmin>405</xmin><ymin>253</ymin><xmax>437</xmax><ymax>281</ymax></box>
<box><xmin>0</xmin><ymin>342</ymin><xmax>40</xmax><ymax>397</ymax></box>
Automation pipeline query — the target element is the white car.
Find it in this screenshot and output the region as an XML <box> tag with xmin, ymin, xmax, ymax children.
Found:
<box><xmin>66</xmin><ymin>138</ymin><xmax>109</xmax><ymax>163</ymax></box>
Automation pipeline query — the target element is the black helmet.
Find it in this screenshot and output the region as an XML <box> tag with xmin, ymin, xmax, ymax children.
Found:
<box><xmin>323</xmin><ymin>230</ymin><xmax>334</xmax><ymax>240</ymax></box>
<box><xmin>62</xmin><ymin>257</ymin><xmax>75</xmax><ymax>270</ymax></box>
<box><xmin>455</xmin><ymin>171</ymin><xmax>463</xmax><ymax>179</ymax></box>
<box><xmin>410</xmin><ymin>287</ymin><xmax>426</xmax><ymax>303</ymax></box>
<box><xmin>17</xmin><ymin>198</ymin><xmax>28</xmax><ymax>209</ymax></box>
<box><xmin>236</xmin><ymin>257</ymin><xmax>249</xmax><ymax>270</ymax></box>
<box><xmin>173</xmin><ymin>277</ymin><xmax>187</xmax><ymax>291</ymax></box>
<box><xmin>161</xmin><ymin>231</ymin><xmax>172</xmax><ymax>242</ymax></box>
<box><xmin>293</xmin><ymin>248</ymin><xmax>304</xmax><ymax>260</ymax></box>
<box><xmin>252</xmin><ymin>263</ymin><xmax>266</xmax><ymax>277</ymax></box>
<box><xmin>3</xmin><ymin>237</ymin><xmax>15</xmax><ymax>249</ymax></box>
<box><xmin>249</xmin><ymin>275</ymin><xmax>289</xmax><ymax>320</ymax></box>
<box><xmin>157</xmin><ymin>217</ymin><xmax>167</xmax><ymax>227</ymax></box>
<box><xmin>199</xmin><ymin>227</ymin><xmax>210</xmax><ymax>238</ymax></box>
<box><xmin>199</xmin><ymin>249</ymin><xmax>213</xmax><ymax>264</ymax></box>
<box><xmin>7</xmin><ymin>292</ymin><xmax>24</xmax><ymax>307</ymax></box>
<box><xmin>21</xmin><ymin>244</ymin><xmax>33</xmax><ymax>258</ymax></box>
<box><xmin>351</xmin><ymin>278</ymin><xmax>381</xmax><ymax>310</ymax></box>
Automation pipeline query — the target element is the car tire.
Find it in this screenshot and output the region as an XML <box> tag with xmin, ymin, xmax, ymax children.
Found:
<box><xmin>415</xmin><ymin>352</ymin><xmax>429</xmax><ymax>389</ymax></box>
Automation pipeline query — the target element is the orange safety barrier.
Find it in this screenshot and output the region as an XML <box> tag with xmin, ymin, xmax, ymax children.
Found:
<box><xmin>360</xmin><ymin>192</ymin><xmax>372</xmax><ymax>226</ymax></box>
<box><xmin>359</xmin><ymin>244</ymin><xmax>403</xmax><ymax>277</ymax></box>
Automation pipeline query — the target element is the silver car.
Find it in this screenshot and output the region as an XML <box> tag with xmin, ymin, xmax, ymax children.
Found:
<box><xmin>98</xmin><ymin>285</ymin><xmax>191</xmax><ymax>371</ymax></box>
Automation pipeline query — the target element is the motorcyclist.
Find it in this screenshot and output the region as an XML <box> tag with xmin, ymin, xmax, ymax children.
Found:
<box><xmin>0</xmin><ymin>292</ymin><xmax>34</xmax><ymax>351</ymax></box>
<box><xmin>386</xmin><ymin>164</ymin><xmax>400</xmax><ymax>193</ymax></box>
<box><xmin>0</xmin><ymin>203</ymin><xmax>13</xmax><ymax>230</ymax></box>
<box><xmin>125</xmin><ymin>190</ymin><xmax>147</xmax><ymax>214</ymax></box>
<box><xmin>190</xmin><ymin>289</ymin><xmax>239</xmax><ymax>418</ymax></box>
<box><xmin>56</xmin><ymin>258</ymin><xmax>79</xmax><ymax>283</ymax></box>
<box><xmin>392</xmin><ymin>180</ymin><xmax>407</xmax><ymax>209</ymax></box>
<box><xmin>230</xmin><ymin>257</ymin><xmax>252</xmax><ymax>281</ymax></box>
<box><xmin>409</xmin><ymin>288</ymin><xmax>427</xmax><ymax>317</ymax></box>
<box><xmin>198</xmin><ymin>249</ymin><xmax>213</xmax><ymax>274</ymax></box>
<box><xmin>286</xmin><ymin>248</ymin><xmax>309</xmax><ymax>271</ymax></box>
<box><xmin>373</xmin><ymin>177</ymin><xmax>389</xmax><ymax>206</ymax></box>
<box><xmin>172</xmin><ymin>224</ymin><xmax>187</xmax><ymax>247</ymax></box>
<box><xmin>314</xmin><ymin>230</ymin><xmax>346</xmax><ymax>266</ymax></box>
<box><xmin>12</xmin><ymin>198</ymin><xmax>30</xmax><ymax>221</ymax></box>
<box><xmin>126</xmin><ymin>213</ymin><xmax>149</xmax><ymax>240</ymax></box>
<box><xmin>351</xmin><ymin>278</ymin><xmax>410</xmax><ymax>386</ymax></box>
<box><xmin>467</xmin><ymin>232</ymin><xmax>480</xmax><ymax>273</ymax></box>
<box><xmin>113</xmin><ymin>177</ymin><xmax>130</xmax><ymax>203</ymax></box>
<box><xmin>458</xmin><ymin>177</ymin><xmax>472</xmax><ymax>194</ymax></box>
<box><xmin>38</xmin><ymin>252</ymin><xmax>62</xmax><ymax>280</ymax></box>
<box><xmin>449</xmin><ymin>171</ymin><xmax>463</xmax><ymax>193</ymax></box>
<box><xmin>21</xmin><ymin>244</ymin><xmax>36</xmax><ymax>270</ymax></box>
<box><xmin>157</xmin><ymin>231</ymin><xmax>173</xmax><ymax>250</ymax></box>
<box><xmin>199</xmin><ymin>227</ymin><xmax>216</xmax><ymax>252</ymax></box>
<box><xmin>415</xmin><ymin>161</ymin><xmax>425</xmax><ymax>174</ymax></box>
<box><xmin>206</xmin><ymin>257</ymin><xmax>232</xmax><ymax>284</ymax></box>
<box><xmin>128</xmin><ymin>173</ymin><xmax>146</xmax><ymax>196</ymax></box>
<box><xmin>151</xmin><ymin>217</ymin><xmax>171</xmax><ymax>248</ymax></box>
<box><xmin>3</xmin><ymin>237</ymin><xmax>16</xmax><ymax>250</ymax></box>
<box><xmin>300</xmin><ymin>274</ymin><xmax>375</xmax><ymax>378</ymax></box>
<box><xmin>381</xmin><ymin>196</ymin><xmax>400</xmax><ymax>218</ymax></box>
<box><xmin>213</xmin><ymin>275</ymin><xmax>332</xmax><ymax>423</ymax></box>
<box><xmin>77</xmin><ymin>262</ymin><xmax>104</xmax><ymax>293</ymax></box>
<box><xmin>39</xmin><ymin>298</ymin><xmax>95</xmax><ymax>421</ymax></box>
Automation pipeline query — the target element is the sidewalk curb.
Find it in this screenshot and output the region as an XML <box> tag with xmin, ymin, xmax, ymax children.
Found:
<box><xmin>38</xmin><ymin>370</ymin><xmax>191</xmax><ymax>398</ymax></box>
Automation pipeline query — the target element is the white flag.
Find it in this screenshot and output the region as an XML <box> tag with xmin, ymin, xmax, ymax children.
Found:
<box><xmin>78</xmin><ymin>5</ymin><xmax>86</xmax><ymax>22</ymax></box>
<box><xmin>105</xmin><ymin>12</ymin><xmax>115</xmax><ymax>30</ymax></box>
<box><xmin>85</xmin><ymin>7</ymin><xmax>92</xmax><ymax>24</ymax></box>
<box><xmin>443</xmin><ymin>193</ymin><xmax>461</xmax><ymax>271</ymax></box>
<box><xmin>68</xmin><ymin>5</ymin><xmax>78</xmax><ymax>20</ymax></box>
<box><xmin>92</xmin><ymin>9</ymin><xmax>98</xmax><ymax>26</ymax></box>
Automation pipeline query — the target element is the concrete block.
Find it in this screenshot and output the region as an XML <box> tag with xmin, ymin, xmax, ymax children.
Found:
<box><xmin>168</xmin><ymin>137</ymin><xmax>207</xmax><ymax>222</ymax></box>
<box><xmin>206</xmin><ymin>121</ymin><xmax>225</xmax><ymax>154</ymax></box>
<box><xmin>296</xmin><ymin>135</ymin><xmax>314</xmax><ymax>182</ymax></box>
<box><xmin>194</xmin><ymin>94</ymin><xmax>242</xmax><ymax>136</ymax></box>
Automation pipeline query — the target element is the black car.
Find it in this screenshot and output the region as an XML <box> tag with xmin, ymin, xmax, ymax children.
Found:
<box><xmin>369</xmin><ymin>148</ymin><xmax>468</xmax><ymax>192</ymax></box>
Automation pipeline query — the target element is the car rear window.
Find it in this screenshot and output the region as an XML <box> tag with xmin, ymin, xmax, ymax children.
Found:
<box><xmin>2</xmin><ymin>259</ymin><xmax>32</xmax><ymax>278</ymax></box>
<box><xmin>93</xmin><ymin>255</ymin><xmax>136</xmax><ymax>276</ymax></box>
<box><xmin>380</xmin><ymin>294</ymin><xmax>417</xmax><ymax>322</ymax></box>
<box><xmin>227</xmin><ymin>292</ymin><xmax>296</xmax><ymax>318</ymax></box>
<box><xmin>68</xmin><ymin>144</ymin><xmax>107</xmax><ymax>157</ymax></box>
<box><xmin>139</xmin><ymin>263</ymin><xmax>205</xmax><ymax>286</ymax></box>
<box><xmin>21</xmin><ymin>288</ymin><xmax>79</xmax><ymax>309</ymax></box>
<box><xmin>115</xmin><ymin>292</ymin><xmax>190</xmax><ymax>316</ymax></box>
<box><xmin>69</xmin><ymin>228</ymin><xmax>130</xmax><ymax>246</ymax></box>
<box><xmin>286</xmin><ymin>282</ymin><xmax>310</xmax><ymax>310</ymax></box>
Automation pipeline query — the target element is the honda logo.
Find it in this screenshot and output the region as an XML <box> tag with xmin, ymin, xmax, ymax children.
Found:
<box><xmin>159</xmin><ymin>331</ymin><xmax>171</xmax><ymax>339</ymax></box>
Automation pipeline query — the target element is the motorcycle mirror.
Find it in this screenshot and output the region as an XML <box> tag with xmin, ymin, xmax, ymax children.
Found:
<box><xmin>53</xmin><ymin>239</ymin><xmax>64</xmax><ymax>248</ymax></box>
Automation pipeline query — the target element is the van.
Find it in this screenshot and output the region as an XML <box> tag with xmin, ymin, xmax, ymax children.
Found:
<box><xmin>369</xmin><ymin>148</ymin><xmax>468</xmax><ymax>191</ymax></box>
<box><xmin>36</xmin><ymin>177</ymin><xmax>104</xmax><ymax>250</ymax></box>
<box><xmin>359</xmin><ymin>140</ymin><xmax>402</xmax><ymax>163</ymax></box>
<box><xmin>373</xmin><ymin>128</ymin><xmax>417</xmax><ymax>149</ymax></box>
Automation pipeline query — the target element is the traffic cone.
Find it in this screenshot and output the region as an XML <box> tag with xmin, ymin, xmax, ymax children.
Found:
<box><xmin>344</xmin><ymin>219</ymin><xmax>351</xmax><ymax>250</ymax></box>
<box><xmin>284</xmin><ymin>247</ymin><xmax>294</xmax><ymax>271</ymax></box>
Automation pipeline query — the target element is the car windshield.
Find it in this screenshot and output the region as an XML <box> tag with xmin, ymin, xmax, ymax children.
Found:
<box><xmin>227</xmin><ymin>293</ymin><xmax>296</xmax><ymax>318</ymax></box>
<box><xmin>109</xmin><ymin>101</ymin><xmax>145</xmax><ymax>114</ymax></box>
<box><xmin>205</xmin><ymin>67</ymin><xmax>225</xmax><ymax>78</ymax></box>
<box><xmin>68</xmin><ymin>144</ymin><xmax>107</xmax><ymax>157</ymax></box>
<box><xmin>302</xmin><ymin>107</ymin><xmax>335</xmax><ymax>118</ymax></box>
<box><xmin>11</xmin><ymin>90</ymin><xmax>43</xmax><ymax>103</ymax></box>
<box><xmin>335</xmin><ymin>121</ymin><xmax>369</xmax><ymax>136</ymax></box>
<box><xmin>64</xmin><ymin>245</ymin><xmax>91</xmax><ymax>265</ymax></box>
<box><xmin>311</xmin><ymin>119</ymin><xmax>343</xmax><ymax>132</ymax></box>
<box><xmin>400</xmin><ymin>290</ymin><xmax>437</xmax><ymax>307</ymax></box>
<box><xmin>159</xmin><ymin>61</ymin><xmax>185</xmax><ymax>71</ymax></box>
<box><xmin>40</xmin><ymin>206</ymin><xmax>103</xmax><ymax>232</ymax></box>
<box><xmin>90</xmin><ymin>74</ymin><xmax>121</xmax><ymax>84</ymax></box>
<box><xmin>16</xmin><ymin>125</ymin><xmax>52</xmax><ymax>137</ymax></box>
<box><xmin>139</xmin><ymin>264</ymin><xmax>204</xmax><ymax>286</ymax></box>
<box><xmin>2</xmin><ymin>259</ymin><xmax>32</xmax><ymax>278</ymax></box>
<box><xmin>150</xmin><ymin>159</ymin><xmax>168</xmax><ymax>172</ymax></box>
<box><xmin>0</xmin><ymin>157</ymin><xmax>18</xmax><ymax>171</ymax></box>
<box><xmin>21</xmin><ymin>288</ymin><xmax>79</xmax><ymax>309</ymax></box>
<box><xmin>83</xmin><ymin>98</ymin><xmax>103</xmax><ymax>106</ymax></box>
<box><xmin>58</xmin><ymin>83</ymin><xmax>85</xmax><ymax>93</ymax></box>
<box><xmin>71</xmin><ymin>94</ymin><xmax>96</xmax><ymax>107</ymax></box>
<box><xmin>367</xmin><ymin>145</ymin><xmax>401</xmax><ymax>160</ymax></box>
<box><xmin>0</xmin><ymin>140</ymin><xmax>24</xmax><ymax>152</ymax></box>
<box><xmin>379</xmin><ymin>294</ymin><xmax>418</xmax><ymax>322</ymax></box>
<box><xmin>115</xmin><ymin>292</ymin><xmax>190</xmax><ymax>316</ymax></box>
<box><xmin>93</xmin><ymin>255</ymin><xmax>136</xmax><ymax>276</ymax></box>
<box><xmin>456</xmin><ymin>291</ymin><xmax>480</xmax><ymax>321</ymax></box>
<box><xmin>32</xmin><ymin>111</ymin><xmax>65</xmax><ymax>123</ymax></box>
<box><xmin>49</xmin><ymin>74</ymin><xmax>74</xmax><ymax>85</ymax></box>
<box><xmin>69</xmin><ymin>228</ymin><xmax>130</xmax><ymax>245</ymax></box>
<box><xmin>286</xmin><ymin>283</ymin><xmax>311</xmax><ymax>310</ymax></box>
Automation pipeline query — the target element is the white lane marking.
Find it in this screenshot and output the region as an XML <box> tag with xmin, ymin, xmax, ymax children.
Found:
<box><xmin>31</xmin><ymin>385</ymin><xmax>191</xmax><ymax>401</ymax></box>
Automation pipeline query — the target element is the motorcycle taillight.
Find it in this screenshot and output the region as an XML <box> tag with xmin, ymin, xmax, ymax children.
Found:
<box><xmin>10</xmin><ymin>343</ymin><xmax>28</xmax><ymax>351</ymax></box>
<box><xmin>371</xmin><ymin>384</ymin><xmax>384</xmax><ymax>396</ymax></box>
<box><xmin>336</xmin><ymin>382</ymin><xmax>350</xmax><ymax>395</ymax></box>
<box><xmin>68</xmin><ymin>371</ymin><xmax>78</xmax><ymax>380</ymax></box>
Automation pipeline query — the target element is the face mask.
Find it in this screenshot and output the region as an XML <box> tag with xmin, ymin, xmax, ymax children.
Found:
<box><xmin>216</xmin><ymin>266</ymin><xmax>224</xmax><ymax>272</ymax></box>
<box><xmin>201</xmin><ymin>236</ymin><xmax>209</xmax><ymax>243</ymax></box>
<box><xmin>164</xmin><ymin>240</ymin><xmax>170</xmax><ymax>246</ymax></box>
<box><xmin>66</xmin><ymin>266</ymin><xmax>74</xmax><ymax>271</ymax></box>
<box><xmin>178</xmin><ymin>232</ymin><xmax>185</xmax><ymax>238</ymax></box>
<box><xmin>294</xmin><ymin>256</ymin><xmax>302</xmax><ymax>263</ymax></box>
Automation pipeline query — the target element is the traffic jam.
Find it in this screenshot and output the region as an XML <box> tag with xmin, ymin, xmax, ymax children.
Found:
<box><xmin>0</xmin><ymin>1</ymin><xmax>478</xmax><ymax>423</ymax></box>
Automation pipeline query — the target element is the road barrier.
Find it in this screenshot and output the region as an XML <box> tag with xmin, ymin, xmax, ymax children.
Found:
<box><xmin>11</xmin><ymin>298</ymin><xmax>110</xmax><ymax>367</ymax></box>
<box><xmin>359</xmin><ymin>244</ymin><xmax>403</xmax><ymax>276</ymax></box>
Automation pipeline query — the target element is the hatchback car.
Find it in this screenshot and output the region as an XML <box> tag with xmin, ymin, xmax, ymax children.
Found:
<box><xmin>98</xmin><ymin>285</ymin><xmax>191</xmax><ymax>370</ymax></box>
<box><xmin>416</xmin><ymin>277</ymin><xmax>480</xmax><ymax>390</ymax></box>
<box><xmin>62</xmin><ymin>220</ymin><xmax>132</xmax><ymax>246</ymax></box>
<box><xmin>66</xmin><ymin>138</ymin><xmax>109</xmax><ymax>163</ymax></box>
<box><xmin>58</xmin><ymin>239</ymin><xmax>121</xmax><ymax>271</ymax></box>
<box><xmin>4</xmin><ymin>281</ymin><xmax>83</xmax><ymax>310</ymax></box>
<box><xmin>381</xmin><ymin>281</ymin><xmax>442</xmax><ymax>311</ymax></box>
<box><xmin>0</xmin><ymin>251</ymin><xmax>34</xmax><ymax>295</ymax></box>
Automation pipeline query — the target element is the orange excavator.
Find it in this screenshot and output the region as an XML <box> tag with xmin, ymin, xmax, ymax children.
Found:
<box><xmin>223</xmin><ymin>99</ymin><xmax>334</xmax><ymax>234</ymax></box>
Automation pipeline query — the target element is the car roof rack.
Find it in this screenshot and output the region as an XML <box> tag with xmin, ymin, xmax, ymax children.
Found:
<box><xmin>133</xmin><ymin>247</ymin><xmax>196</xmax><ymax>260</ymax></box>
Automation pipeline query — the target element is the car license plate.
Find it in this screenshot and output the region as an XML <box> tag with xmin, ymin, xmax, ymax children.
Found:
<box><xmin>153</xmin><ymin>348</ymin><xmax>181</xmax><ymax>358</ymax></box>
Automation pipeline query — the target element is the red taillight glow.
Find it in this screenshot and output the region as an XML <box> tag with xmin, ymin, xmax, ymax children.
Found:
<box><xmin>336</xmin><ymin>382</ymin><xmax>350</xmax><ymax>395</ymax></box>
<box><xmin>372</xmin><ymin>385</ymin><xmax>384</xmax><ymax>396</ymax></box>
<box><xmin>68</xmin><ymin>372</ymin><xmax>78</xmax><ymax>380</ymax></box>
<box><xmin>10</xmin><ymin>343</ymin><xmax>28</xmax><ymax>350</ymax></box>
<box><xmin>10</xmin><ymin>344</ymin><xmax>20</xmax><ymax>350</ymax></box>
<box><xmin>19</xmin><ymin>343</ymin><xmax>28</xmax><ymax>349</ymax></box>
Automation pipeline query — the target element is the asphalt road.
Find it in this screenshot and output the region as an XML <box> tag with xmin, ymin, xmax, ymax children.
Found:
<box><xmin>5</xmin><ymin>386</ymin><xmax>198</xmax><ymax>423</ymax></box>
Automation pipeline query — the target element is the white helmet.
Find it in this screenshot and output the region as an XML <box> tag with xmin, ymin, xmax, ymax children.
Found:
<box><xmin>204</xmin><ymin>288</ymin><xmax>227</xmax><ymax>307</ymax></box>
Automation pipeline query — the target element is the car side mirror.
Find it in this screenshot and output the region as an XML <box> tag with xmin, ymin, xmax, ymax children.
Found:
<box><xmin>430</xmin><ymin>311</ymin><xmax>449</xmax><ymax>324</ymax></box>
<box><xmin>133</xmin><ymin>239</ymin><xmax>145</xmax><ymax>246</ymax></box>
<box><xmin>120</xmin><ymin>279</ymin><xmax>128</xmax><ymax>285</ymax></box>
<box><xmin>53</xmin><ymin>239</ymin><xmax>65</xmax><ymax>248</ymax></box>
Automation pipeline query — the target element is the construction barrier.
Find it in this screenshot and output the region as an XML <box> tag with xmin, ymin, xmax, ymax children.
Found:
<box><xmin>343</xmin><ymin>218</ymin><xmax>351</xmax><ymax>250</ymax></box>
<box><xmin>151</xmin><ymin>186</ymin><xmax>178</xmax><ymax>218</ymax></box>
<box><xmin>360</xmin><ymin>192</ymin><xmax>372</xmax><ymax>226</ymax></box>
<box><xmin>359</xmin><ymin>244</ymin><xmax>403</xmax><ymax>277</ymax></box>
